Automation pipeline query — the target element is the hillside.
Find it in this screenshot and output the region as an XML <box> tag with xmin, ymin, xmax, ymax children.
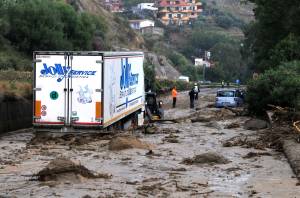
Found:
<box><xmin>67</xmin><ymin>0</ymin><xmax>145</xmax><ymax>50</ymax></box>
<box><xmin>204</xmin><ymin>0</ymin><xmax>254</xmax><ymax>23</ymax></box>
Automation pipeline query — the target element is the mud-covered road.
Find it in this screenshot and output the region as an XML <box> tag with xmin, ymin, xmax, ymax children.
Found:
<box><xmin>0</xmin><ymin>89</ymin><xmax>299</xmax><ymax>197</ymax></box>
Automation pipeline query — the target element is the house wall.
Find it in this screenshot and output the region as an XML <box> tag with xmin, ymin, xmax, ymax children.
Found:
<box><xmin>140</xmin><ymin>20</ymin><xmax>155</xmax><ymax>28</ymax></box>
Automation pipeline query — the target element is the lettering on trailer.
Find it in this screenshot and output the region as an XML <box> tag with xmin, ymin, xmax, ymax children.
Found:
<box><xmin>40</xmin><ymin>64</ymin><xmax>97</xmax><ymax>82</ymax></box>
<box><xmin>119</xmin><ymin>58</ymin><xmax>139</xmax><ymax>99</ymax></box>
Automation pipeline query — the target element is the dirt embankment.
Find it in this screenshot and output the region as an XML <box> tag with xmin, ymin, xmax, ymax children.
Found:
<box><xmin>34</xmin><ymin>157</ymin><xmax>111</xmax><ymax>184</ymax></box>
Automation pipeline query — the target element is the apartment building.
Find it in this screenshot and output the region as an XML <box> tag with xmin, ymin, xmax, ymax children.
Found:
<box><xmin>158</xmin><ymin>0</ymin><xmax>202</xmax><ymax>25</ymax></box>
<box><xmin>103</xmin><ymin>0</ymin><xmax>123</xmax><ymax>12</ymax></box>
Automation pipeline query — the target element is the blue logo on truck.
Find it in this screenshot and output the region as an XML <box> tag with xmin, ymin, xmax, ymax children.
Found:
<box><xmin>40</xmin><ymin>64</ymin><xmax>97</xmax><ymax>82</ymax></box>
<box><xmin>120</xmin><ymin>58</ymin><xmax>139</xmax><ymax>90</ymax></box>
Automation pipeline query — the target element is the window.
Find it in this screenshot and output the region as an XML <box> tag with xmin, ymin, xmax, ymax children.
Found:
<box><xmin>183</xmin><ymin>7</ymin><xmax>186</xmax><ymax>10</ymax></box>
<box><xmin>176</xmin><ymin>7</ymin><xmax>179</xmax><ymax>10</ymax></box>
<box><xmin>177</xmin><ymin>14</ymin><xmax>181</xmax><ymax>18</ymax></box>
<box><xmin>176</xmin><ymin>1</ymin><xmax>180</xmax><ymax>4</ymax></box>
<box><xmin>217</xmin><ymin>91</ymin><xmax>235</xmax><ymax>97</ymax></box>
<box><xmin>169</xmin><ymin>14</ymin><xmax>172</xmax><ymax>18</ymax></box>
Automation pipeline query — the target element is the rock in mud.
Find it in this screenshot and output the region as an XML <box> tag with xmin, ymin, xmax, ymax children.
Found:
<box><xmin>108</xmin><ymin>136</ymin><xmax>153</xmax><ymax>151</ymax></box>
<box><xmin>244</xmin><ymin>119</ymin><xmax>269</xmax><ymax>130</ymax></box>
<box><xmin>34</xmin><ymin>157</ymin><xmax>111</xmax><ymax>182</ymax></box>
<box><xmin>182</xmin><ymin>152</ymin><xmax>230</xmax><ymax>165</ymax></box>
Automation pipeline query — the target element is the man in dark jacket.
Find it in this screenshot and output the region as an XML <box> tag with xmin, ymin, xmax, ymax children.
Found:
<box><xmin>189</xmin><ymin>88</ymin><xmax>195</xmax><ymax>108</ymax></box>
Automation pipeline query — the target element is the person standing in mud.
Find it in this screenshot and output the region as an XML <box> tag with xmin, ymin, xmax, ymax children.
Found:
<box><xmin>171</xmin><ymin>86</ymin><xmax>177</xmax><ymax>108</ymax></box>
<box><xmin>189</xmin><ymin>88</ymin><xmax>195</xmax><ymax>108</ymax></box>
<box><xmin>194</xmin><ymin>83</ymin><xmax>199</xmax><ymax>100</ymax></box>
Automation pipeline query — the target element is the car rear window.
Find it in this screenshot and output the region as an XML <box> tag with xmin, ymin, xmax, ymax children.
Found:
<box><xmin>217</xmin><ymin>91</ymin><xmax>235</xmax><ymax>97</ymax></box>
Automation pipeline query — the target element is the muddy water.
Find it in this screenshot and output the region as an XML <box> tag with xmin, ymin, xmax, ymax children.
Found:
<box><xmin>0</xmin><ymin>90</ymin><xmax>299</xmax><ymax>198</ymax></box>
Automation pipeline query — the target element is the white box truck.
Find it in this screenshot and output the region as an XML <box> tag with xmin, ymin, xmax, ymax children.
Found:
<box><xmin>33</xmin><ymin>51</ymin><xmax>145</xmax><ymax>132</ymax></box>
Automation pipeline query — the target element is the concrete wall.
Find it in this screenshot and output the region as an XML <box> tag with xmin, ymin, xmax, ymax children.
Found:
<box><xmin>0</xmin><ymin>101</ymin><xmax>32</xmax><ymax>133</ymax></box>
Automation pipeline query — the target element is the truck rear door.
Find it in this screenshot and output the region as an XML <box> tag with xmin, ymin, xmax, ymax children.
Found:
<box><xmin>33</xmin><ymin>53</ymin><xmax>67</xmax><ymax>125</ymax></box>
<box><xmin>70</xmin><ymin>53</ymin><xmax>103</xmax><ymax>126</ymax></box>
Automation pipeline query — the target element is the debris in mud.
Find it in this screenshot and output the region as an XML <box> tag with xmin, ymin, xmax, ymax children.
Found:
<box><xmin>225</xmin><ymin>122</ymin><xmax>240</xmax><ymax>129</ymax></box>
<box><xmin>223</xmin><ymin>135</ymin><xmax>266</xmax><ymax>150</ymax></box>
<box><xmin>160</xmin><ymin>128</ymin><xmax>181</xmax><ymax>134</ymax></box>
<box><xmin>244</xmin><ymin>119</ymin><xmax>269</xmax><ymax>130</ymax></box>
<box><xmin>29</xmin><ymin>133</ymin><xmax>111</xmax><ymax>147</ymax></box>
<box><xmin>108</xmin><ymin>136</ymin><xmax>153</xmax><ymax>151</ymax></box>
<box><xmin>144</xmin><ymin>125</ymin><xmax>158</xmax><ymax>134</ymax></box>
<box><xmin>215</xmin><ymin>108</ymin><xmax>236</xmax><ymax>120</ymax></box>
<box><xmin>126</xmin><ymin>181</ymin><xmax>139</xmax><ymax>185</ymax></box>
<box><xmin>191</xmin><ymin>117</ymin><xmax>211</xmax><ymax>123</ymax></box>
<box><xmin>144</xmin><ymin>126</ymin><xmax>181</xmax><ymax>134</ymax></box>
<box><xmin>206</xmin><ymin>103</ymin><xmax>215</xmax><ymax>108</ymax></box>
<box><xmin>171</xmin><ymin>167</ymin><xmax>187</xmax><ymax>171</ymax></box>
<box><xmin>181</xmin><ymin>152</ymin><xmax>230</xmax><ymax>165</ymax></box>
<box><xmin>145</xmin><ymin>150</ymin><xmax>162</xmax><ymax>157</ymax></box>
<box><xmin>225</xmin><ymin>167</ymin><xmax>242</xmax><ymax>173</ymax></box>
<box><xmin>243</xmin><ymin>152</ymin><xmax>272</xmax><ymax>159</ymax></box>
<box><xmin>224</xmin><ymin>106</ymin><xmax>248</xmax><ymax>116</ymax></box>
<box><xmin>204</xmin><ymin>121</ymin><xmax>222</xmax><ymax>130</ymax></box>
<box><xmin>163</xmin><ymin>134</ymin><xmax>179</xmax><ymax>143</ymax></box>
<box><xmin>137</xmin><ymin>183</ymin><xmax>168</xmax><ymax>196</ymax></box>
<box><xmin>82</xmin><ymin>195</ymin><xmax>92</xmax><ymax>198</ymax></box>
<box><xmin>223</xmin><ymin>126</ymin><xmax>292</xmax><ymax>151</ymax></box>
<box><xmin>34</xmin><ymin>157</ymin><xmax>111</xmax><ymax>183</ymax></box>
<box><xmin>211</xmin><ymin>132</ymin><xmax>225</xmax><ymax>135</ymax></box>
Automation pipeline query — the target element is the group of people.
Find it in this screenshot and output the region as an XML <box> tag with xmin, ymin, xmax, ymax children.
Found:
<box><xmin>171</xmin><ymin>83</ymin><xmax>200</xmax><ymax>109</ymax></box>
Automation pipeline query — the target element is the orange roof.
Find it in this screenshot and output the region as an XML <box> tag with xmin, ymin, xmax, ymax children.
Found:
<box><xmin>159</xmin><ymin>0</ymin><xmax>188</xmax><ymax>7</ymax></box>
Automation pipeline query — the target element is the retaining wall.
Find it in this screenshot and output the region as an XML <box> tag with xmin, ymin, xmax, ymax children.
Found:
<box><xmin>0</xmin><ymin>101</ymin><xmax>32</xmax><ymax>133</ymax></box>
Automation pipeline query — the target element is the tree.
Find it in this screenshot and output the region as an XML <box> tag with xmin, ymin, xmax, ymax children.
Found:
<box><xmin>245</xmin><ymin>0</ymin><xmax>300</xmax><ymax>71</ymax></box>
<box><xmin>2</xmin><ymin>0</ymin><xmax>107</xmax><ymax>54</ymax></box>
<box><xmin>246</xmin><ymin>61</ymin><xmax>300</xmax><ymax>115</ymax></box>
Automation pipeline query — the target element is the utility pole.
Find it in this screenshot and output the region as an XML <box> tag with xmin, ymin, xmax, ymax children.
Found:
<box><xmin>203</xmin><ymin>51</ymin><xmax>211</xmax><ymax>82</ymax></box>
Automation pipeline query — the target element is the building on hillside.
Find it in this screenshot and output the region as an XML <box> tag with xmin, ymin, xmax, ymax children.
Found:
<box><xmin>179</xmin><ymin>75</ymin><xmax>189</xmax><ymax>82</ymax></box>
<box><xmin>103</xmin><ymin>0</ymin><xmax>123</xmax><ymax>12</ymax></box>
<box><xmin>137</xmin><ymin>3</ymin><xmax>158</xmax><ymax>11</ymax></box>
<box><xmin>158</xmin><ymin>0</ymin><xmax>203</xmax><ymax>25</ymax></box>
<box><xmin>142</xmin><ymin>26</ymin><xmax>164</xmax><ymax>36</ymax></box>
<box><xmin>195</xmin><ymin>58</ymin><xmax>211</xmax><ymax>68</ymax></box>
<box><xmin>129</xmin><ymin>19</ymin><xmax>155</xmax><ymax>30</ymax></box>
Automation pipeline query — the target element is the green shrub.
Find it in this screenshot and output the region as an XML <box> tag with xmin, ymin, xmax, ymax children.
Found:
<box><xmin>2</xmin><ymin>0</ymin><xmax>107</xmax><ymax>55</ymax></box>
<box><xmin>246</xmin><ymin>61</ymin><xmax>300</xmax><ymax>115</ymax></box>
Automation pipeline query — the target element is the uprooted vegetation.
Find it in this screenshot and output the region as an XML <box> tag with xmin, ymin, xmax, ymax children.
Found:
<box><xmin>223</xmin><ymin>126</ymin><xmax>295</xmax><ymax>151</ymax></box>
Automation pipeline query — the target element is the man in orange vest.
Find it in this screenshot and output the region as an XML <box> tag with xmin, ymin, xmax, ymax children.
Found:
<box><xmin>172</xmin><ymin>86</ymin><xmax>177</xmax><ymax>108</ymax></box>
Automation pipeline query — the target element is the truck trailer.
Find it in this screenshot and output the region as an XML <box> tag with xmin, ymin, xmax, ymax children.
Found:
<box><xmin>33</xmin><ymin>51</ymin><xmax>145</xmax><ymax>132</ymax></box>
